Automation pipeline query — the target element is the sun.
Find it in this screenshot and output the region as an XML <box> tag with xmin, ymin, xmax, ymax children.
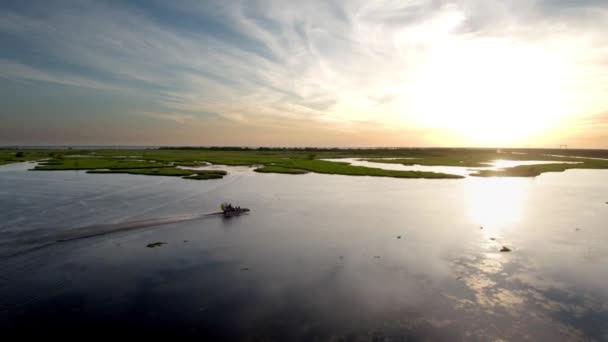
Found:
<box><xmin>406</xmin><ymin>38</ymin><xmax>578</xmax><ymax>146</ymax></box>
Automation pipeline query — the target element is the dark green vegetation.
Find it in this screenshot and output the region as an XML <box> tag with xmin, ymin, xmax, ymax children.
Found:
<box><xmin>0</xmin><ymin>149</ymin><xmax>76</xmax><ymax>166</ymax></box>
<box><xmin>254</xmin><ymin>165</ymin><xmax>310</xmax><ymax>174</ymax></box>
<box><xmin>471</xmin><ymin>159</ymin><xmax>608</xmax><ymax>177</ymax></box>
<box><xmin>253</xmin><ymin>161</ymin><xmax>461</xmax><ymax>178</ymax></box>
<box><xmin>1</xmin><ymin>147</ymin><xmax>608</xmax><ymax>179</ymax></box>
<box><xmin>472</xmin><ymin>164</ymin><xmax>570</xmax><ymax>177</ymax></box>
<box><xmin>255</xmin><ymin>159</ymin><xmax>462</xmax><ymax>178</ymax></box>
<box><xmin>87</xmin><ymin>168</ymin><xmax>194</xmax><ymax>176</ymax></box>
<box><xmin>146</xmin><ymin>242</ymin><xmax>166</xmax><ymax>248</ymax></box>
<box><xmin>183</xmin><ymin>171</ymin><xmax>227</xmax><ymax>180</ymax></box>
<box><xmin>34</xmin><ymin>158</ymin><xmax>163</xmax><ymax>170</ymax></box>
<box><xmin>88</xmin><ymin>168</ymin><xmax>227</xmax><ymax>180</ymax></box>
<box><xmin>358</xmin><ymin>148</ymin><xmax>608</xmax><ymax>177</ymax></box>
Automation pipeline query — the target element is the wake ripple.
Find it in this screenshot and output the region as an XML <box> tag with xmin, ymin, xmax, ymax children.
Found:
<box><xmin>0</xmin><ymin>212</ymin><xmax>224</xmax><ymax>258</ymax></box>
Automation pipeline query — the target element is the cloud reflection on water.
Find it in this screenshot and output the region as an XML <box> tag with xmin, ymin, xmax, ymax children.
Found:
<box><xmin>2</xmin><ymin>165</ymin><xmax>608</xmax><ymax>340</ymax></box>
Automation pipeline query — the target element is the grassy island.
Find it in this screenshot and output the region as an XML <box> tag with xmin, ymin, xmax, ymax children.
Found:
<box><xmin>1</xmin><ymin>147</ymin><xmax>608</xmax><ymax>179</ymax></box>
<box><xmin>254</xmin><ymin>166</ymin><xmax>310</xmax><ymax>174</ymax></box>
<box><xmin>87</xmin><ymin>168</ymin><xmax>227</xmax><ymax>180</ymax></box>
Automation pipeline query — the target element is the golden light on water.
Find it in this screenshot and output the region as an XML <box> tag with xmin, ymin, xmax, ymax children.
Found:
<box><xmin>465</xmin><ymin>178</ymin><xmax>528</xmax><ymax>237</ymax></box>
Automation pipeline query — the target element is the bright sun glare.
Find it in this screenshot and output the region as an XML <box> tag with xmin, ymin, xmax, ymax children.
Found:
<box><xmin>465</xmin><ymin>178</ymin><xmax>527</xmax><ymax>237</ymax></box>
<box><xmin>402</xmin><ymin>10</ymin><xmax>579</xmax><ymax>147</ymax></box>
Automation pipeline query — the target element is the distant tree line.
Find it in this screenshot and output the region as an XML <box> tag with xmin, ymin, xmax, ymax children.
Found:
<box><xmin>158</xmin><ymin>146</ymin><xmax>608</xmax><ymax>158</ymax></box>
<box><xmin>159</xmin><ymin>146</ymin><xmax>351</xmax><ymax>151</ymax></box>
<box><xmin>159</xmin><ymin>146</ymin><xmax>413</xmax><ymax>152</ymax></box>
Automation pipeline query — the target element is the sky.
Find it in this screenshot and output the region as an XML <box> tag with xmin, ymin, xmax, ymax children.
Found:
<box><xmin>0</xmin><ymin>0</ymin><xmax>607</xmax><ymax>148</ymax></box>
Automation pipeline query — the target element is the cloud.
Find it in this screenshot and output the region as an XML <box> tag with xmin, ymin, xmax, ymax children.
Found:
<box><xmin>0</xmin><ymin>0</ymin><xmax>607</xmax><ymax>146</ymax></box>
<box><xmin>131</xmin><ymin>111</ymin><xmax>196</xmax><ymax>124</ymax></box>
<box><xmin>0</xmin><ymin>59</ymin><xmax>119</xmax><ymax>90</ymax></box>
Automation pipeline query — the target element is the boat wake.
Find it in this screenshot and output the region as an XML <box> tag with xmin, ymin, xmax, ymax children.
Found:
<box><xmin>0</xmin><ymin>211</ymin><xmax>224</xmax><ymax>258</ymax></box>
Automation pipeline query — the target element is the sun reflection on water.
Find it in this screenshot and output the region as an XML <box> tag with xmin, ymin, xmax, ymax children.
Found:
<box><xmin>465</xmin><ymin>178</ymin><xmax>528</xmax><ymax>237</ymax></box>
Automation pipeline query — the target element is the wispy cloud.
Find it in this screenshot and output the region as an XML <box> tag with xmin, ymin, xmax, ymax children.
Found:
<box><xmin>0</xmin><ymin>0</ymin><xmax>607</xmax><ymax>146</ymax></box>
<box><xmin>132</xmin><ymin>111</ymin><xmax>196</xmax><ymax>124</ymax></box>
<box><xmin>0</xmin><ymin>59</ymin><xmax>119</xmax><ymax>90</ymax></box>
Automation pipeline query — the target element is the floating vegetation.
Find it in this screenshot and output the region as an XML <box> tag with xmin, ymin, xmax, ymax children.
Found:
<box><xmin>89</xmin><ymin>168</ymin><xmax>227</xmax><ymax>180</ymax></box>
<box><xmin>146</xmin><ymin>242</ymin><xmax>166</xmax><ymax>248</ymax></box>
<box><xmin>254</xmin><ymin>165</ymin><xmax>309</xmax><ymax>174</ymax></box>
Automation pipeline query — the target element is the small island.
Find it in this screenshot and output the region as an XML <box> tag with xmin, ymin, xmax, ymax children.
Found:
<box><xmin>2</xmin><ymin>147</ymin><xmax>608</xmax><ymax>180</ymax></box>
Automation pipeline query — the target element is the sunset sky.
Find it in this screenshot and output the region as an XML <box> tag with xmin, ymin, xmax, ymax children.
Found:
<box><xmin>1</xmin><ymin>0</ymin><xmax>607</xmax><ymax>147</ymax></box>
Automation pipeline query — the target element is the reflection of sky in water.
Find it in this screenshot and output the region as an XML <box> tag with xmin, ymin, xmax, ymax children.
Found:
<box><xmin>1</xmin><ymin>163</ymin><xmax>608</xmax><ymax>339</ymax></box>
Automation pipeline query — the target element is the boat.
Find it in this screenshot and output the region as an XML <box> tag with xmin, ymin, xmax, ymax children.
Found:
<box><xmin>223</xmin><ymin>208</ymin><xmax>250</xmax><ymax>217</ymax></box>
<box><xmin>220</xmin><ymin>203</ymin><xmax>250</xmax><ymax>217</ymax></box>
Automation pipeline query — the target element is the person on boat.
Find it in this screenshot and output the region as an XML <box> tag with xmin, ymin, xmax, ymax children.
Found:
<box><xmin>222</xmin><ymin>202</ymin><xmax>247</xmax><ymax>214</ymax></box>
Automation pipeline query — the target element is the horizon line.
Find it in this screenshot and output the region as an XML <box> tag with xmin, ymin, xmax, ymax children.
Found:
<box><xmin>1</xmin><ymin>145</ymin><xmax>604</xmax><ymax>151</ymax></box>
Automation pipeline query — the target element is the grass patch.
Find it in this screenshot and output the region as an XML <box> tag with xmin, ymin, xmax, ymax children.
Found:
<box><xmin>472</xmin><ymin>164</ymin><xmax>570</xmax><ymax>177</ymax></box>
<box><xmin>183</xmin><ymin>170</ymin><xmax>227</xmax><ymax>180</ymax></box>
<box><xmin>472</xmin><ymin>160</ymin><xmax>608</xmax><ymax>177</ymax></box>
<box><xmin>88</xmin><ymin>168</ymin><xmax>196</xmax><ymax>176</ymax></box>
<box><xmin>0</xmin><ymin>149</ymin><xmax>76</xmax><ymax>165</ymax></box>
<box><xmin>265</xmin><ymin>159</ymin><xmax>463</xmax><ymax>178</ymax></box>
<box><xmin>362</xmin><ymin>157</ymin><xmax>486</xmax><ymax>167</ymax></box>
<box><xmin>174</xmin><ymin>161</ymin><xmax>209</xmax><ymax>167</ymax></box>
<box><xmin>254</xmin><ymin>166</ymin><xmax>309</xmax><ymax>174</ymax></box>
<box><xmin>88</xmin><ymin>168</ymin><xmax>227</xmax><ymax>180</ymax></box>
<box><xmin>33</xmin><ymin>158</ymin><xmax>164</xmax><ymax>170</ymax></box>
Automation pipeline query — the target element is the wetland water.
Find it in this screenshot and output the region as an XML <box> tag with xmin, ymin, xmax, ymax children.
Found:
<box><xmin>323</xmin><ymin>158</ymin><xmax>583</xmax><ymax>177</ymax></box>
<box><xmin>1</xmin><ymin>161</ymin><xmax>608</xmax><ymax>340</ymax></box>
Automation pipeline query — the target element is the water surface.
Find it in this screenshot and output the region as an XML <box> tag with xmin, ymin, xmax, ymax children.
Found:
<box><xmin>323</xmin><ymin>158</ymin><xmax>582</xmax><ymax>177</ymax></box>
<box><xmin>1</xmin><ymin>163</ymin><xmax>607</xmax><ymax>340</ymax></box>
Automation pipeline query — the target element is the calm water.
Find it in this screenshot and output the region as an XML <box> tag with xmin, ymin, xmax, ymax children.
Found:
<box><xmin>1</xmin><ymin>162</ymin><xmax>608</xmax><ymax>340</ymax></box>
<box><xmin>323</xmin><ymin>158</ymin><xmax>583</xmax><ymax>176</ymax></box>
